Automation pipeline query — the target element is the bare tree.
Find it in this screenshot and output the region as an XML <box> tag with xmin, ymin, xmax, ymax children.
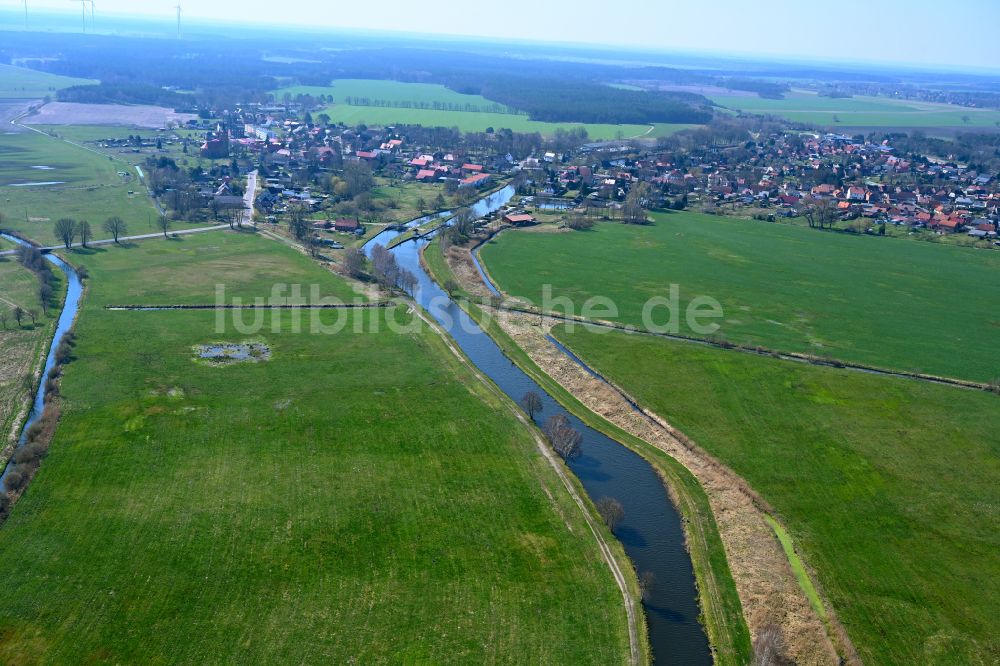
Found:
<box><xmin>54</xmin><ymin>218</ymin><xmax>77</xmax><ymax>249</ymax></box>
<box><xmin>13</xmin><ymin>306</ymin><xmax>24</xmax><ymax>327</ymax></box>
<box><xmin>623</xmin><ymin>182</ymin><xmax>652</xmax><ymax>225</ymax></box>
<box><xmin>27</xmin><ymin>308</ymin><xmax>38</xmax><ymax>327</ymax></box>
<box><xmin>103</xmin><ymin>216</ymin><xmax>127</xmax><ymax>243</ymax></box>
<box><xmin>638</xmin><ymin>570</ymin><xmax>656</xmax><ymax>602</ymax></box>
<box><xmin>753</xmin><ymin>625</ymin><xmax>793</xmax><ymax>666</ymax></box>
<box><xmin>287</xmin><ymin>204</ymin><xmax>310</xmax><ymax>240</ymax></box>
<box><xmin>343</xmin><ymin>248</ymin><xmax>366</xmax><ymax>279</ymax></box>
<box><xmin>307</xmin><ymin>236</ymin><xmax>321</xmax><ymax>259</ymax></box>
<box><xmin>228</xmin><ymin>207</ymin><xmax>244</xmax><ymax>229</ymax></box>
<box><xmin>595</xmin><ymin>497</ymin><xmax>624</xmax><ymax>532</ymax></box>
<box><xmin>78</xmin><ymin>220</ymin><xmax>92</xmax><ymax>248</ymax></box>
<box><xmin>805</xmin><ymin>197</ymin><xmax>836</xmax><ymax>230</ymax></box>
<box><xmin>542</xmin><ymin>414</ymin><xmax>582</xmax><ymax>460</ymax></box>
<box><xmin>520</xmin><ymin>391</ymin><xmax>543</xmax><ymax>420</ymax></box>
<box><xmin>0</xmin><ymin>309</ymin><xmax>8</xmax><ymax>329</ymax></box>
<box><xmin>397</xmin><ymin>269</ymin><xmax>418</xmax><ymax>294</ymax></box>
<box><xmin>38</xmin><ymin>282</ymin><xmax>53</xmax><ymax>314</ymax></box>
<box><xmin>156</xmin><ymin>215</ymin><xmax>171</xmax><ymax>239</ymax></box>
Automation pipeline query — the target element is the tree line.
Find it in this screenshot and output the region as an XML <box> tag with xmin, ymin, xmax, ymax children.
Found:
<box><xmin>340</xmin><ymin>96</ymin><xmax>522</xmax><ymax>116</ymax></box>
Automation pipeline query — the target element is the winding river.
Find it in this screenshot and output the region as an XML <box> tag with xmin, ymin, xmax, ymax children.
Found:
<box><xmin>2</xmin><ymin>190</ymin><xmax>713</xmax><ymax>662</ymax></box>
<box><xmin>365</xmin><ymin>188</ymin><xmax>713</xmax><ymax>664</ymax></box>
<box><xmin>0</xmin><ymin>233</ymin><xmax>84</xmax><ymax>488</ymax></box>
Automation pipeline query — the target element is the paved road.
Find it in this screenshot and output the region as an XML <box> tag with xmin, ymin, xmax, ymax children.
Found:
<box><xmin>0</xmin><ymin>224</ymin><xmax>230</xmax><ymax>256</ymax></box>
<box><xmin>242</xmin><ymin>170</ymin><xmax>258</xmax><ymax>226</ymax></box>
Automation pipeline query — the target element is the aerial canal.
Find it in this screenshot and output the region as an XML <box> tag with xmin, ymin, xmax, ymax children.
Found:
<box><xmin>364</xmin><ymin>191</ymin><xmax>712</xmax><ymax>664</ymax></box>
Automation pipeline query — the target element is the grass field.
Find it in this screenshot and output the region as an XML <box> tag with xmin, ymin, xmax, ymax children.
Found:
<box><xmin>277</xmin><ymin>80</ymin><xmax>692</xmax><ymax>139</ymax></box>
<box><xmin>368</xmin><ymin>178</ymin><xmax>447</xmax><ymax>224</ymax></box>
<box><xmin>0</xmin><ymin>64</ymin><xmax>95</xmax><ymax>100</ymax></box>
<box><xmin>479</xmin><ymin>213</ymin><xmax>1000</xmax><ymax>382</ymax></box>
<box><xmin>70</xmin><ymin>230</ymin><xmax>363</xmax><ymax>306</ymax></box>
<box><xmin>0</xmin><ymin>131</ymin><xmax>161</xmax><ymax>245</ymax></box>
<box><xmin>709</xmin><ymin>89</ymin><xmax>1000</xmax><ymax>129</ymax></box>
<box><xmin>35</xmin><ymin>124</ymin><xmax>230</xmax><ymax>172</ymax></box>
<box><xmin>0</xmin><ymin>235</ymin><xmax>631</xmax><ymax>663</ymax></box>
<box><xmin>554</xmin><ymin>325</ymin><xmax>1000</xmax><ymax>665</ymax></box>
<box><xmin>0</xmin><ymin>254</ymin><xmax>59</xmax><ymax>446</ymax></box>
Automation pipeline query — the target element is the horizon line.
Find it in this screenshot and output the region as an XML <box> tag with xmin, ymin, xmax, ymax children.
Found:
<box><xmin>1</xmin><ymin>7</ymin><xmax>999</xmax><ymax>78</ymax></box>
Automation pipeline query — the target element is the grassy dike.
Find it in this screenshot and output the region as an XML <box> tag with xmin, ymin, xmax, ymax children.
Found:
<box><xmin>423</xmin><ymin>238</ymin><xmax>753</xmax><ymax>665</ymax></box>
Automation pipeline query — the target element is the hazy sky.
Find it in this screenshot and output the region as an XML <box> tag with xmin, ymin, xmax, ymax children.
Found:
<box><xmin>15</xmin><ymin>0</ymin><xmax>1000</xmax><ymax>71</ymax></box>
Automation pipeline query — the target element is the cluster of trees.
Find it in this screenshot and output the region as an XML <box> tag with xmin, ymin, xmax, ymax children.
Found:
<box><xmin>803</xmin><ymin>198</ymin><xmax>838</xmax><ymax>229</ymax></box>
<box><xmin>0</xmin><ymin>330</ymin><xmax>77</xmax><ymax>520</ymax></box>
<box><xmin>518</xmin><ymin>392</ymin><xmax>626</xmax><ymax>534</ymax></box>
<box><xmin>342</xmin><ymin>248</ymin><xmax>366</xmax><ymax>280</ymax></box>
<box><xmin>369</xmin><ymin>244</ymin><xmax>417</xmax><ymax>293</ymax></box>
<box><xmin>10</xmin><ymin>31</ymin><xmax>277</xmax><ymax>111</ymax></box>
<box><xmin>329</xmin><ymin>161</ymin><xmax>375</xmax><ymax>199</ymax></box>
<box><xmin>57</xmin><ymin>82</ymin><xmax>190</xmax><ymax>108</ymax></box>
<box><xmin>49</xmin><ymin>216</ymin><xmax>133</xmax><ymax>250</ymax></box>
<box><xmin>458</xmin><ymin>76</ymin><xmax>713</xmax><ymax>125</ymax></box>
<box><xmin>622</xmin><ymin>183</ymin><xmax>653</xmax><ymax>225</ymax></box>
<box><xmin>342</xmin><ymin>96</ymin><xmax>521</xmax><ymax>116</ymax></box>
<box><xmin>11</xmin><ymin>243</ymin><xmax>56</xmax><ymax>320</ymax></box>
<box><xmin>286</xmin><ymin>204</ymin><xmax>311</xmax><ymax>241</ymax></box>
<box><xmin>52</xmin><ymin>218</ymin><xmax>94</xmax><ymax>250</ymax></box>
<box><xmin>719</xmin><ymin>78</ymin><xmax>790</xmax><ymax>100</ymax></box>
<box><xmin>890</xmin><ymin>130</ymin><xmax>1000</xmax><ymax>174</ymax></box>
<box><xmin>566</xmin><ymin>213</ymin><xmax>596</xmax><ymax>231</ymax></box>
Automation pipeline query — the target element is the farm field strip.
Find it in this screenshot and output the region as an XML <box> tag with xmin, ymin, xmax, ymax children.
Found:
<box><xmin>709</xmin><ymin>89</ymin><xmax>1000</xmax><ymax>128</ymax></box>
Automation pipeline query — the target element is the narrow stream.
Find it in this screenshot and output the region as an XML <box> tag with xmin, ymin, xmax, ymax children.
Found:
<box><xmin>365</xmin><ymin>192</ymin><xmax>713</xmax><ymax>664</ymax></box>
<box><xmin>0</xmin><ymin>233</ymin><xmax>84</xmax><ymax>488</ymax></box>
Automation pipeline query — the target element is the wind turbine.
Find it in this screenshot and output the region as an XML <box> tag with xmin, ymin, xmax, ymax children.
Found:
<box><xmin>70</xmin><ymin>0</ymin><xmax>87</xmax><ymax>32</ymax></box>
<box><xmin>175</xmin><ymin>3</ymin><xmax>181</xmax><ymax>38</ymax></box>
<box><xmin>22</xmin><ymin>0</ymin><xmax>28</xmax><ymax>29</ymax></box>
<box><xmin>89</xmin><ymin>0</ymin><xmax>95</xmax><ymax>29</ymax></box>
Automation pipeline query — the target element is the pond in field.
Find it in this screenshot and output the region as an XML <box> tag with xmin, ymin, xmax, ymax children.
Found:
<box><xmin>7</xmin><ymin>181</ymin><xmax>66</xmax><ymax>187</ymax></box>
<box><xmin>196</xmin><ymin>342</ymin><xmax>271</xmax><ymax>364</ymax></box>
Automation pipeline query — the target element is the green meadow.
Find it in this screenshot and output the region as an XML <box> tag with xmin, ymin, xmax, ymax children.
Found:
<box><xmin>0</xmin><ymin>233</ymin><xmax>631</xmax><ymax>663</ymax></box>
<box><xmin>709</xmin><ymin>89</ymin><xmax>1000</xmax><ymax>129</ymax></box>
<box><xmin>554</xmin><ymin>325</ymin><xmax>1000</xmax><ymax>666</ymax></box>
<box><xmin>70</xmin><ymin>230</ymin><xmax>362</xmax><ymax>306</ymax></box>
<box><xmin>479</xmin><ymin>213</ymin><xmax>1000</xmax><ymax>382</ymax></box>
<box><xmin>36</xmin><ymin>125</ymin><xmax>227</xmax><ymax>169</ymax></box>
<box><xmin>0</xmin><ymin>131</ymin><xmax>160</xmax><ymax>245</ymax></box>
<box><xmin>0</xmin><ymin>64</ymin><xmax>96</xmax><ymax>100</ymax></box>
<box><xmin>277</xmin><ymin>80</ymin><xmax>688</xmax><ymax>139</ymax></box>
